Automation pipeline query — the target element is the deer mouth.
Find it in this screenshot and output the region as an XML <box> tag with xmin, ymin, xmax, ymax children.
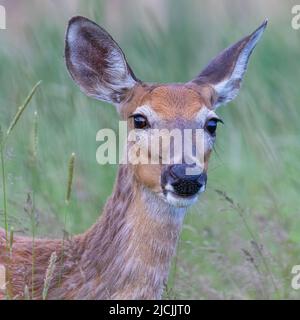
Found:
<box><xmin>160</xmin><ymin>165</ymin><xmax>207</xmax><ymax>207</ymax></box>
<box><xmin>162</xmin><ymin>183</ymin><xmax>205</xmax><ymax>208</ymax></box>
<box><xmin>164</xmin><ymin>190</ymin><xmax>199</xmax><ymax>208</ymax></box>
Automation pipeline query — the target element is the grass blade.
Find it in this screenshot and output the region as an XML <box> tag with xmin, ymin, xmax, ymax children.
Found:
<box><xmin>6</xmin><ymin>81</ymin><xmax>41</xmax><ymax>138</ymax></box>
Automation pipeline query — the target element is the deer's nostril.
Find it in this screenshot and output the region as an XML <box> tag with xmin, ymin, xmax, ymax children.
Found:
<box><xmin>172</xmin><ymin>179</ymin><xmax>202</xmax><ymax>196</ymax></box>
<box><xmin>162</xmin><ymin>165</ymin><xmax>207</xmax><ymax>197</ymax></box>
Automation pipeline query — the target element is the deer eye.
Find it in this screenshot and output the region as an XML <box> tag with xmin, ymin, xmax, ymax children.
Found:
<box><xmin>205</xmin><ymin>118</ymin><xmax>223</xmax><ymax>135</ymax></box>
<box><xmin>131</xmin><ymin>114</ymin><xmax>149</xmax><ymax>129</ymax></box>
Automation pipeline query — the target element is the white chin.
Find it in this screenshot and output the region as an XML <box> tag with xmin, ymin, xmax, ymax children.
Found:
<box><xmin>165</xmin><ymin>191</ymin><xmax>199</xmax><ymax>208</ymax></box>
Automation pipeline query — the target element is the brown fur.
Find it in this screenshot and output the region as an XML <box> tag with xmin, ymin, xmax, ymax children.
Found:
<box><xmin>0</xmin><ymin>166</ymin><xmax>182</xmax><ymax>299</ymax></box>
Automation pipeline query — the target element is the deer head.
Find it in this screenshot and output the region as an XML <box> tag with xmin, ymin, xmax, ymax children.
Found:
<box><xmin>65</xmin><ymin>16</ymin><xmax>267</xmax><ymax>209</ymax></box>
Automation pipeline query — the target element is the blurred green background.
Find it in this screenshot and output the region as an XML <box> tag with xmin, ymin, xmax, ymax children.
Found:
<box><xmin>0</xmin><ymin>0</ymin><xmax>299</xmax><ymax>299</ymax></box>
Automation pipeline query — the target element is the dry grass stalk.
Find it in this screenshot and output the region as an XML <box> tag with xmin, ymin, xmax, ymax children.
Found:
<box><xmin>65</xmin><ymin>152</ymin><xmax>75</xmax><ymax>204</ymax></box>
<box><xmin>42</xmin><ymin>251</ymin><xmax>57</xmax><ymax>300</ymax></box>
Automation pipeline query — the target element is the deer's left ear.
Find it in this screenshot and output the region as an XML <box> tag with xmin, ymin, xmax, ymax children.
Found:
<box><xmin>191</xmin><ymin>20</ymin><xmax>267</xmax><ymax>109</ymax></box>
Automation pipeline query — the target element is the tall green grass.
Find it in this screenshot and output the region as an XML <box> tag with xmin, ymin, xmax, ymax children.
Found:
<box><xmin>0</xmin><ymin>0</ymin><xmax>299</xmax><ymax>299</ymax></box>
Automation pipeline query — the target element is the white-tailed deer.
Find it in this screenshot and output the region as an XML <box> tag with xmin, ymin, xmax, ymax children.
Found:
<box><xmin>0</xmin><ymin>17</ymin><xmax>267</xmax><ymax>300</ymax></box>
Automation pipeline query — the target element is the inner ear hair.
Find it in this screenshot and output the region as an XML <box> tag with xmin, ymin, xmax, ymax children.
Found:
<box><xmin>65</xmin><ymin>16</ymin><xmax>139</xmax><ymax>106</ymax></box>
<box><xmin>190</xmin><ymin>20</ymin><xmax>267</xmax><ymax>108</ymax></box>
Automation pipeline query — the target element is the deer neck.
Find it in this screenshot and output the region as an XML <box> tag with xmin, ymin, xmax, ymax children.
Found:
<box><xmin>77</xmin><ymin>165</ymin><xmax>186</xmax><ymax>299</ymax></box>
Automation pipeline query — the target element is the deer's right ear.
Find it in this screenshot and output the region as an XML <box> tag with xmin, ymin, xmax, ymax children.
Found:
<box><xmin>65</xmin><ymin>16</ymin><xmax>139</xmax><ymax>106</ymax></box>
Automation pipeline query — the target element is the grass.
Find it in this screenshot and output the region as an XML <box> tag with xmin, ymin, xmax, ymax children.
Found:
<box><xmin>0</xmin><ymin>0</ymin><xmax>299</xmax><ymax>299</ymax></box>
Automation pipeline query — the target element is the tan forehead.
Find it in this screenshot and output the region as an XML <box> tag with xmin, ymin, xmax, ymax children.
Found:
<box><xmin>141</xmin><ymin>85</ymin><xmax>207</xmax><ymax>120</ymax></box>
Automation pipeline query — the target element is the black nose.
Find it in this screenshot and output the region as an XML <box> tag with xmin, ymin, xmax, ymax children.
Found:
<box><xmin>163</xmin><ymin>164</ymin><xmax>207</xmax><ymax>197</ymax></box>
